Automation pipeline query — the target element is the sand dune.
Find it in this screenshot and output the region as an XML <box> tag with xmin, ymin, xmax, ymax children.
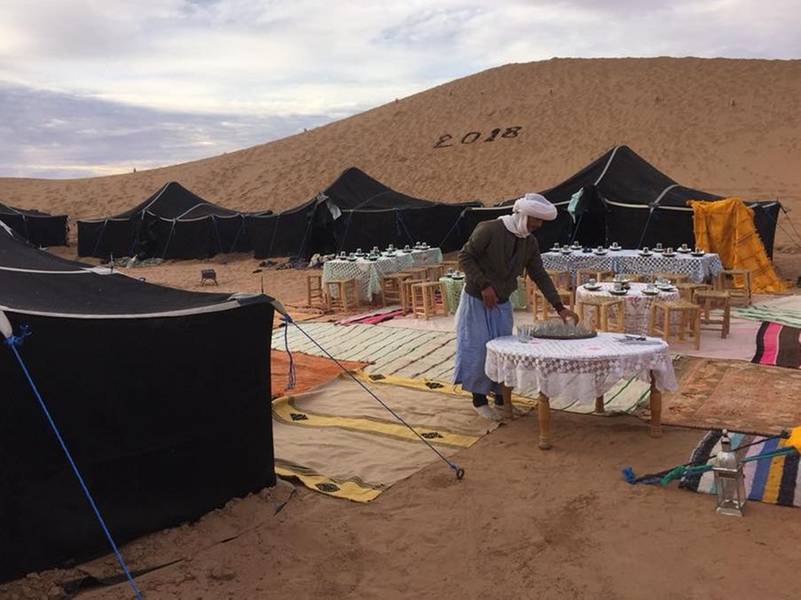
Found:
<box><xmin>1</xmin><ymin>57</ymin><xmax>801</xmax><ymax>252</ymax></box>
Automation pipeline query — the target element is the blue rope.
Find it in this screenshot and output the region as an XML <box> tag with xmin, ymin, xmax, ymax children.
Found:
<box><xmin>282</xmin><ymin>317</ymin><xmax>296</xmax><ymax>390</ymax></box>
<box><xmin>3</xmin><ymin>329</ymin><xmax>144</xmax><ymax>600</ymax></box>
<box><xmin>281</xmin><ymin>314</ymin><xmax>464</xmax><ymax>480</ymax></box>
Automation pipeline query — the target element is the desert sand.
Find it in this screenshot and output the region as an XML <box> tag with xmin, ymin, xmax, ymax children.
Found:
<box><xmin>2</xmin><ymin>58</ymin><xmax>801</xmax><ymax>599</ymax></box>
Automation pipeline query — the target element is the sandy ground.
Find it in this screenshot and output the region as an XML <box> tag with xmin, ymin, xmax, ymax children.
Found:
<box><xmin>1</xmin><ymin>254</ymin><xmax>800</xmax><ymax>599</ymax></box>
<box><xmin>2</xmin><ymin>58</ymin><xmax>801</xmax><ymax>256</ymax></box>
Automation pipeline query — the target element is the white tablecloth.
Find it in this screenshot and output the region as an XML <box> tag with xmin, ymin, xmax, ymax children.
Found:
<box><xmin>541</xmin><ymin>249</ymin><xmax>722</xmax><ymax>283</ymax></box>
<box><xmin>575</xmin><ymin>282</ymin><xmax>679</xmax><ymax>335</ymax></box>
<box><xmin>323</xmin><ymin>254</ymin><xmax>415</xmax><ymax>301</ymax></box>
<box><xmin>485</xmin><ymin>333</ymin><xmax>677</xmax><ymax>404</ymax></box>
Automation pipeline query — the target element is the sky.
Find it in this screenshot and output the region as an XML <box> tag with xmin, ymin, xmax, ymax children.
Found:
<box><xmin>1</xmin><ymin>0</ymin><xmax>799</xmax><ymax>179</ymax></box>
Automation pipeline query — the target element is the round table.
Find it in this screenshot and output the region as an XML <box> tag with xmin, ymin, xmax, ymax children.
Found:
<box><xmin>575</xmin><ymin>282</ymin><xmax>679</xmax><ymax>335</ymax></box>
<box><xmin>485</xmin><ymin>333</ymin><xmax>677</xmax><ymax>449</ymax></box>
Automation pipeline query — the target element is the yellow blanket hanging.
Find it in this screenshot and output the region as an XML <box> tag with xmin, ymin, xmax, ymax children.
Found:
<box><xmin>689</xmin><ymin>197</ymin><xmax>787</xmax><ymax>294</ymax></box>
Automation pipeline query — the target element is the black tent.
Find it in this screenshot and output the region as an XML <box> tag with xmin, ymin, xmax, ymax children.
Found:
<box><xmin>247</xmin><ymin>168</ymin><xmax>481</xmax><ymax>258</ymax></box>
<box><xmin>0</xmin><ymin>202</ymin><xmax>68</xmax><ymax>247</ymax></box>
<box><xmin>459</xmin><ymin>145</ymin><xmax>781</xmax><ymax>256</ymax></box>
<box><xmin>0</xmin><ymin>223</ymin><xmax>275</xmax><ymax>581</ymax></box>
<box><xmin>77</xmin><ymin>182</ymin><xmax>271</xmax><ymax>260</ymax></box>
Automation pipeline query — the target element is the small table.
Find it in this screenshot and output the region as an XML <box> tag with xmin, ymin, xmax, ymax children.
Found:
<box><xmin>485</xmin><ymin>333</ymin><xmax>677</xmax><ymax>449</ymax></box>
<box><xmin>575</xmin><ymin>282</ymin><xmax>679</xmax><ymax>335</ymax></box>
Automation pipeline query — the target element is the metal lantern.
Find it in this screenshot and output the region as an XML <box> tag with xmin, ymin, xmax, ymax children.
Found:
<box><xmin>713</xmin><ymin>429</ymin><xmax>747</xmax><ymax>517</ymax></box>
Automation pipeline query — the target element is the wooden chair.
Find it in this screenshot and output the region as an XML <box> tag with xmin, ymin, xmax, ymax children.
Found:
<box><xmin>401</xmin><ymin>278</ymin><xmax>427</xmax><ymax>313</ymax></box>
<box><xmin>400</xmin><ymin>267</ymin><xmax>430</xmax><ymax>281</ymax></box>
<box><xmin>324</xmin><ymin>278</ymin><xmax>358</xmax><ymax>311</ymax></box>
<box><xmin>675</xmin><ymin>282</ymin><xmax>712</xmax><ymax>302</ymax></box>
<box><xmin>380</xmin><ymin>272</ymin><xmax>411</xmax><ymax>307</ymax></box>
<box><xmin>531</xmin><ymin>288</ymin><xmax>573</xmax><ymax>321</ymax></box>
<box><xmin>649</xmin><ymin>300</ymin><xmax>700</xmax><ymax>349</ymax></box>
<box><xmin>652</xmin><ymin>272</ymin><xmax>690</xmax><ymax>284</ymax></box>
<box><xmin>716</xmin><ymin>269</ymin><xmax>752</xmax><ymax>306</ymax></box>
<box><xmin>440</xmin><ymin>260</ymin><xmax>459</xmax><ymax>272</ymax></box>
<box><xmin>694</xmin><ymin>289</ymin><xmax>731</xmax><ymax>338</ymax></box>
<box><xmin>576</xmin><ymin>269</ymin><xmax>614</xmax><ymax>286</ymax></box>
<box><xmin>575</xmin><ymin>297</ymin><xmax>625</xmax><ymax>332</ymax></box>
<box><xmin>411</xmin><ymin>281</ymin><xmax>446</xmax><ymax>319</ymax></box>
<box><xmin>306</xmin><ymin>272</ymin><xmax>324</xmax><ymax>307</ymax></box>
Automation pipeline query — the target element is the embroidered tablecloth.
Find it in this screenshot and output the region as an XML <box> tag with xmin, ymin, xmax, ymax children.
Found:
<box><xmin>575</xmin><ymin>282</ymin><xmax>679</xmax><ymax>335</ymax></box>
<box><xmin>485</xmin><ymin>332</ymin><xmax>677</xmax><ymax>403</ymax></box>
<box><xmin>323</xmin><ymin>254</ymin><xmax>415</xmax><ymax>301</ymax></box>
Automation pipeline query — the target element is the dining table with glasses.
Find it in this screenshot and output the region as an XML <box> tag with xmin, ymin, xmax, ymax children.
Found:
<box><xmin>485</xmin><ymin>332</ymin><xmax>678</xmax><ymax>449</ymax></box>
<box><xmin>575</xmin><ymin>281</ymin><xmax>680</xmax><ymax>335</ymax></box>
<box><xmin>541</xmin><ymin>245</ymin><xmax>723</xmax><ymax>283</ymax></box>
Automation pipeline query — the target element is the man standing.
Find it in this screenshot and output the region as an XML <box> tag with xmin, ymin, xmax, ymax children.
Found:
<box><xmin>455</xmin><ymin>193</ymin><xmax>578</xmax><ymax>421</ymax></box>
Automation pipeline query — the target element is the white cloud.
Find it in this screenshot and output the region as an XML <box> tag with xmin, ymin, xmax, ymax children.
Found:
<box><xmin>0</xmin><ymin>0</ymin><xmax>798</xmax><ymax>176</ymax></box>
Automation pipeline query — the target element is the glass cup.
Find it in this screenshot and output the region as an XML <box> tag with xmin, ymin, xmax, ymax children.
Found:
<box><xmin>656</xmin><ymin>243</ymin><xmax>663</xmax><ymax>249</ymax></box>
<box><xmin>614</xmin><ymin>281</ymin><xmax>624</xmax><ymax>291</ymax></box>
<box><xmin>681</xmin><ymin>243</ymin><xmax>688</xmax><ymax>250</ymax></box>
<box><xmin>667</xmin><ymin>247</ymin><xmax>674</xmax><ymax>254</ymax></box>
<box><xmin>642</xmin><ymin>246</ymin><xmax>650</xmax><ymax>253</ymax></box>
<box><xmin>588</xmin><ymin>278</ymin><xmax>597</xmax><ymax>286</ymax></box>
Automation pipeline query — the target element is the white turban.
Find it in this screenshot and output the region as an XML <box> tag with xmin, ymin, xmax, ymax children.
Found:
<box><xmin>498</xmin><ymin>193</ymin><xmax>557</xmax><ymax>238</ymax></box>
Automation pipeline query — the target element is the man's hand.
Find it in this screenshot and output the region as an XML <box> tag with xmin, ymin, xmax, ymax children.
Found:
<box><xmin>558</xmin><ymin>307</ymin><xmax>579</xmax><ymax>325</ymax></box>
<box><xmin>481</xmin><ymin>286</ymin><xmax>498</xmax><ymax>309</ymax></box>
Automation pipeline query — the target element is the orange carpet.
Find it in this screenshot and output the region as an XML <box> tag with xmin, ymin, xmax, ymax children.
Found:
<box><xmin>271</xmin><ymin>350</ymin><xmax>366</xmax><ymax>397</ymax></box>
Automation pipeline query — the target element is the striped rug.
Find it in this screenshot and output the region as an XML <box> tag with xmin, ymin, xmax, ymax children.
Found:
<box><xmin>679</xmin><ymin>430</ymin><xmax>801</xmax><ymax>508</ymax></box>
<box><xmin>752</xmin><ymin>321</ymin><xmax>801</xmax><ymax>369</ymax></box>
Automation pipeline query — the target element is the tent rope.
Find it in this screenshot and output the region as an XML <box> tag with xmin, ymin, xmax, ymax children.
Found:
<box><xmin>2</xmin><ymin>325</ymin><xmax>143</xmax><ymax>600</ymax></box>
<box><xmin>283</xmin><ymin>320</ymin><xmax>296</xmax><ymax>390</ymax></box>
<box><xmin>281</xmin><ymin>314</ymin><xmax>465</xmax><ymax>480</ymax></box>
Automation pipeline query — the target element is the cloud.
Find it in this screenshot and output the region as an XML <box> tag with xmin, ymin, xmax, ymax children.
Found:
<box><xmin>0</xmin><ymin>0</ymin><xmax>798</xmax><ymax>177</ymax></box>
<box><xmin>0</xmin><ymin>82</ymin><xmax>336</xmax><ymax>178</ymax></box>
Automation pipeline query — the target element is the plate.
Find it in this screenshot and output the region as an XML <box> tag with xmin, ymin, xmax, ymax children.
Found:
<box><xmin>663</xmin><ymin>253</ymin><xmax>677</xmax><ymax>257</ymax></box>
<box><xmin>639</xmin><ymin>252</ymin><xmax>653</xmax><ymax>257</ymax></box>
<box><xmin>656</xmin><ymin>286</ymin><xmax>675</xmax><ymax>292</ymax></box>
<box><xmin>609</xmin><ymin>289</ymin><xmax>629</xmax><ymax>296</ymax></box>
<box><xmin>653</xmin><ymin>248</ymin><xmax>665</xmax><ymax>253</ymax></box>
<box><xmin>677</xmin><ymin>248</ymin><xmax>691</xmax><ymax>253</ymax></box>
<box><xmin>642</xmin><ymin>290</ymin><xmax>659</xmax><ymax>296</ymax></box>
<box><xmin>691</xmin><ymin>252</ymin><xmax>705</xmax><ymax>257</ymax></box>
<box><xmin>583</xmin><ymin>285</ymin><xmax>602</xmax><ymax>291</ymax></box>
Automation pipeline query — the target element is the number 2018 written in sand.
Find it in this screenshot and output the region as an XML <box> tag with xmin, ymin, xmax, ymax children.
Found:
<box><xmin>434</xmin><ymin>127</ymin><xmax>522</xmax><ymax>149</ymax></box>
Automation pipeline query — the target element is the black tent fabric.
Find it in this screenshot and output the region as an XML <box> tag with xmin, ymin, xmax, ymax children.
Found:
<box><xmin>0</xmin><ymin>202</ymin><xmax>68</xmax><ymax>247</ymax></box>
<box><xmin>0</xmin><ymin>224</ymin><xmax>275</xmax><ymax>582</ymax></box>
<box><xmin>247</xmin><ymin>168</ymin><xmax>481</xmax><ymax>258</ymax></box>
<box><xmin>77</xmin><ymin>182</ymin><xmax>271</xmax><ymax>260</ymax></box>
<box><xmin>494</xmin><ymin>146</ymin><xmax>781</xmax><ymax>256</ymax></box>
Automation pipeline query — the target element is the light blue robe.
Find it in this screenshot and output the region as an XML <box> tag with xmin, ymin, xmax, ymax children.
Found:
<box><xmin>453</xmin><ymin>289</ymin><xmax>514</xmax><ymax>395</ymax></box>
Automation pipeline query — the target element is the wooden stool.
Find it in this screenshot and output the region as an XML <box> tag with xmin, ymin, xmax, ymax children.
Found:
<box><xmin>401</xmin><ymin>278</ymin><xmax>427</xmax><ymax>313</ymax></box>
<box><xmin>649</xmin><ymin>300</ymin><xmax>700</xmax><ymax>349</ymax></box>
<box><xmin>694</xmin><ymin>289</ymin><xmax>731</xmax><ymax>338</ymax></box>
<box><xmin>575</xmin><ymin>297</ymin><xmax>625</xmax><ymax>332</ymax></box>
<box><xmin>401</xmin><ymin>267</ymin><xmax>429</xmax><ymax>281</ymax></box>
<box><xmin>306</xmin><ymin>272</ymin><xmax>324</xmax><ymax>307</ymax></box>
<box><xmin>531</xmin><ymin>288</ymin><xmax>573</xmax><ymax>321</ymax></box>
<box><xmin>324</xmin><ymin>278</ymin><xmax>358</xmax><ymax>311</ymax></box>
<box><xmin>576</xmin><ymin>269</ymin><xmax>614</xmax><ymax>286</ymax></box>
<box><xmin>716</xmin><ymin>269</ymin><xmax>752</xmax><ymax>306</ymax></box>
<box><xmin>411</xmin><ymin>281</ymin><xmax>445</xmax><ymax>319</ymax></box>
<box><xmin>425</xmin><ymin>264</ymin><xmax>446</xmax><ymax>280</ymax></box>
<box><xmin>652</xmin><ymin>272</ymin><xmax>690</xmax><ymax>284</ymax></box>
<box><xmin>675</xmin><ymin>282</ymin><xmax>712</xmax><ymax>302</ymax></box>
<box><xmin>380</xmin><ymin>272</ymin><xmax>410</xmax><ymax>307</ymax></box>
<box><xmin>546</xmin><ymin>269</ymin><xmax>572</xmax><ymax>290</ymax></box>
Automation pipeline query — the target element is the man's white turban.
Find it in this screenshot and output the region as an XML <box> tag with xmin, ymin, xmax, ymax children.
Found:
<box><xmin>498</xmin><ymin>193</ymin><xmax>557</xmax><ymax>238</ymax></box>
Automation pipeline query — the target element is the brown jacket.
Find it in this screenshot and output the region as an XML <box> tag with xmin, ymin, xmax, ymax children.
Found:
<box><xmin>458</xmin><ymin>220</ymin><xmax>563</xmax><ymax>309</ymax></box>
